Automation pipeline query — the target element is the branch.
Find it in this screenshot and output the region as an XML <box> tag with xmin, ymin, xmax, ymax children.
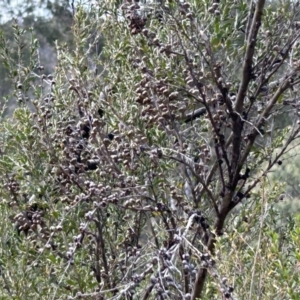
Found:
<box><xmin>236</xmin><ymin>79</ymin><xmax>291</xmax><ymax>176</ymax></box>
<box><xmin>165</xmin><ymin>154</ymin><xmax>219</xmax><ymax>216</ymax></box>
<box><xmin>95</xmin><ymin>209</ymin><xmax>111</xmax><ymax>288</ymax></box>
<box><xmin>235</xmin><ymin>0</ymin><xmax>266</xmax><ymax>113</ymax></box>
<box><xmin>184</xmin><ymin>107</ymin><xmax>206</xmax><ymax>123</ymax></box>
<box><xmin>230</xmin><ymin>0</ymin><xmax>266</xmax><ymax>174</ymax></box>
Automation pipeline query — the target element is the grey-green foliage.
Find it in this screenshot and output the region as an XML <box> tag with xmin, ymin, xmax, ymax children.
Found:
<box><xmin>0</xmin><ymin>0</ymin><xmax>74</xmax><ymax>115</ymax></box>
<box><xmin>270</xmin><ymin>141</ymin><xmax>300</xmax><ymax>201</ymax></box>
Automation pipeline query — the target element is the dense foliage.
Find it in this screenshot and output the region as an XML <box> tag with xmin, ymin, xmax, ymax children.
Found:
<box><xmin>0</xmin><ymin>0</ymin><xmax>300</xmax><ymax>299</ymax></box>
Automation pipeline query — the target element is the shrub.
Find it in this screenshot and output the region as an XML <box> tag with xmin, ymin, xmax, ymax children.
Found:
<box><xmin>1</xmin><ymin>1</ymin><xmax>300</xmax><ymax>299</ymax></box>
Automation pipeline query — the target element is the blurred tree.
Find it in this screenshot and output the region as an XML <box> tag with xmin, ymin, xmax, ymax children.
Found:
<box><xmin>0</xmin><ymin>1</ymin><xmax>74</xmax><ymax>115</ymax></box>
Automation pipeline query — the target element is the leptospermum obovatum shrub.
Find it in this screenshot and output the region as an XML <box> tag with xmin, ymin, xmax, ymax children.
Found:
<box><xmin>1</xmin><ymin>0</ymin><xmax>300</xmax><ymax>299</ymax></box>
